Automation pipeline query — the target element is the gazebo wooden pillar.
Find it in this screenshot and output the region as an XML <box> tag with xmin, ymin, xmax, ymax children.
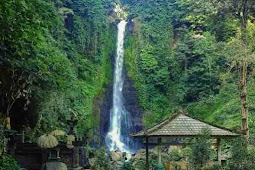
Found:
<box><xmin>146</xmin><ymin>137</ymin><xmax>149</xmax><ymax>170</ymax></box>
<box><xmin>158</xmin><ymin>138</ymin><xmax>162</xmax><ymax>163</ymax></box>
<box><xmin>217</xmin><ymin>138</ymin><xmax>221</xmax><ymax>164</ymax></box>
<box><xmin>132</xmin><ymin>112</ymin><xmax>240</xmax><ymax>170</ymax></box>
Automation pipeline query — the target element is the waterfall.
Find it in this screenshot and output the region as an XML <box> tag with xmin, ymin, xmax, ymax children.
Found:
<box><xmin>105</xmin><ymin>20</ymin><xmax>135</xmax><ymax>153</ymax></box>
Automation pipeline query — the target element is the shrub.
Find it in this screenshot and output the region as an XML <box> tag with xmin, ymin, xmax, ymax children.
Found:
<box><xmin>122</xmin><ymin>160</ymin><xmax>133</xmax><ymax>170</ymax></box>
<box><xmin>0</xmin><ymin>129</ymin><xmax>6</xmax><ymax>156</ymax></box>
<box><xmin>227</xmin><ymin>138</ymin><xmax>255</xmax><ymax>170</ymax></box>
<box><xmin>189</xmin><ymin>128</ymin><xmax>211</xmax><ymax>169</ymax></box>
<box><xmin>0</xmin><ymin>154</ymin><xmax>25</xmax><ymax>170</ymax></box>
<box><xmin>155</xmin><ymin>162</ymin><xmax>166</xmax><ymax>170</ymax></box>
<box><xmin>89</xmin><ymin>147</ymin><xmax>112</xmax><ymax>170</ymax></box>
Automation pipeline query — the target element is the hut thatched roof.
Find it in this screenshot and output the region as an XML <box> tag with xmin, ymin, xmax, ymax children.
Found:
<box><xmin>50</xmin><ymin>130</ymin><xmax>65</xmax><ymax>136</ymax></box>
<box><xmin>37</xmin><ymin>134</ymin><xmax>58</xmax><ymax>148</ymax></box>
<box><xmin>132</xmin><ymin>113</ymin><xmax>240</xmax><ymax>138</ymax></box>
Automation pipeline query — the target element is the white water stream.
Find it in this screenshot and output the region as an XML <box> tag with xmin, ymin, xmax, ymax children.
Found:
<box><xmin>106</xmin><ymin>20</ymin><xmax>134</xmax><ymax>153</ymax></box>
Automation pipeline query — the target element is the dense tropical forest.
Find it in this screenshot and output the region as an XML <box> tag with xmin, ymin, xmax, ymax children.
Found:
<box><xmin>1</xmin><ymin>0</ymin><xmax>255</xmax><ymax>169</ymax></box>
<box><xmin>1</xmin><ymin>0</ymin><xmax>116</xmax><ymax>136</ymax></box>
<box><xmin>123</xmin><ymin>0</ymin><xmax>255</xmax><ymax>133</ymax></box>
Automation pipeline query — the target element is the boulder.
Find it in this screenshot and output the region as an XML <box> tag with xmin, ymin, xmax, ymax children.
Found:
<box><xmin>111</xmin><ymin>151</ymin><xmax>122</xmax><ymax>161</ymax></box>
<box><xmin>133</xmin><ymin>149</ymin><xmax>146</xmax><ymax>160</ymax></box>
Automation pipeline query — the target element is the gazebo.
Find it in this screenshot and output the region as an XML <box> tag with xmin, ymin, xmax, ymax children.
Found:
<box><xmin>132</xmin><ymin>112</ymin><xmax>240</xmax><ymax>170</ymax></box>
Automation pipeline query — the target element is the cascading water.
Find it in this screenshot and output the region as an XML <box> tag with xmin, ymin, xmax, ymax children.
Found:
<box><xmin>105</xmin><ymin>20</ymin><xmax>135</xmax><ymax>153</ymax></box>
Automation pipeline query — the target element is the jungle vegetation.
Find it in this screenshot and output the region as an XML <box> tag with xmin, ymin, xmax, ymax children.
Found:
<box><xmin>0</xmin><ymin>0</ymin><xmax>255</xmax><ymax>155</ymax></box>
<box><xmin>0</xmin><ymin>0</ymin><xmax>116</xmax><ymax>140</ymax></box>
<box><xmin>1</xmin><ymin>0</ymin><xmax>255</xmax><ymax>169</ymax></box>
<box><xmin>123</xmin><ymin>0</ymin><xmax>255</xmax><ymax>137</ymax></box>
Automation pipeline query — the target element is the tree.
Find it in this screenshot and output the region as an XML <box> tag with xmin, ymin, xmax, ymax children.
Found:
<box><xmin>0</xmin><ymin>68</ymin><xmax>32</xmax><ymax>129</ymax></box>
<box><xmin>214</xmin><ymin>0</ymin><xmax>255</xmax><ymax>138</ymax></box>
<box><xmin>0</xmin><ymin>0</ymin><xmax>115</xmax><ymax>138</ymax></box>
<box><xmin>227</xmin><ymin>138</ymin><xmax>255</xmax><ymax>169</ymax></box>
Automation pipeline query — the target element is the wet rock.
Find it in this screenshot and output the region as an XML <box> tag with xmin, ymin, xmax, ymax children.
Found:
<box><xmin>111</xmin><ymin>151</ymin><xmax>122</xmax><ymax>161</ymax></box>
<box><xmin>133</xmin><ymin>149</ymin><xmax>146</xmax><ymax>160</ymax></box>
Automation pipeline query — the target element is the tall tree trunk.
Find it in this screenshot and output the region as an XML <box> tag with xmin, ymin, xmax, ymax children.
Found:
<box><xmin>239</xmin><ymin>0</ymin><xmax>249</xmax><ymax>138</ymax></box>
<box><xmin>239</xmin><ymin>62</ymin><xmax>249</xmax><ymax>138</ymax></box>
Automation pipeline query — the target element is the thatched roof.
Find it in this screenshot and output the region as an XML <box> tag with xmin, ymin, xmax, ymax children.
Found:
<box><xmin>50</xmin><ymin>130</ymin><xmax>65</xmax><ymax>136</ymax></box>
<box><xmin>132</xmin><ymin>113</ymin><xmax>240</xmax><ymax>138</ymax></box>
<box><xmin>37</xmin><ymin>134</ymin><xmax>58</xmax><ymax>148</ymax></box>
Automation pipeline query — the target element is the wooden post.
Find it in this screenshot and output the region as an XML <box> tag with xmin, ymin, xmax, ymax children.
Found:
<box><xmin>146</xmin><ymin>137</ymin><xmax>149</xmax><ymax>170</ymax></box>
<box><xmin>22</xmin><ymin>130</ymin><xmax>25</xmax><ymax>143</ymax></box>
<box><xmin>217</xmin><ymin>138</ymin><xmax>221</xmax><ymax>164</ymax></box>
<box><xmin>72</xmin><ymin>147</ymin><xmax>75</xmax><ymax>168</ymax></box>
<box><xmin>6</xmin><ymin>117</ymin><xmax>11</xmax><ymax>129</ymax></box>
<box><xmin>56</xmin><ymin>148</ymin><xmax>60</xmax><ymax>158</ymax></box>
<box><xmin>75</xmin><ymin>147</ymin><xmax>80</xmax><ymax>167</ymax></box>
<box><xmin>81</xmin><ymin>146</ymin><xmax>86</xmax><ymax>166</ymax></box>
<box><xmin>158</xmin><ymin>138</ymin><xmax>162</xmax><ymax>163</ymax></box>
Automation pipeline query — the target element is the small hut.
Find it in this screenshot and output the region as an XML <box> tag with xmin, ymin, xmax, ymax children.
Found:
<box><xmin>132</xmin><ymin>112</ymin><xmax>240</xmax><ymax>170</ymax></box>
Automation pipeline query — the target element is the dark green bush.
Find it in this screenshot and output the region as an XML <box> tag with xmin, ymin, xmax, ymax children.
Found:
<box><xmin>121</xmin><ymin>160</ymin><xmax>133</xmax><ymax>170</ymax></box>
<box><xmin>0</xmin><ymin>154</ymin><xmax>25</xmax><ymax>170</ymax></box>
<box><xmin>189</xmin><ymin>128</ymin><xmax>211</xmax><ymax>169</ymax></box>
<box><xmin>227</xmin><ymin>138</ymin><xmax>255</xmax><ymax>170</ymax></box>
<box><xmin>91</xmin><ymin>147</ymin><xmax>112</xmax><ymax>170</ymax></box>
<box><xmin>155</xmin><ymin>162</ymin><xmax>166</xmax><ymax>170</ymax></box>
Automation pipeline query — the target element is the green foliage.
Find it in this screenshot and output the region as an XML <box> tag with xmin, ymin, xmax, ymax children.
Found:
<box><xmin>1</xmin><ymin>0</ymin><xmax>255</xmax><ymax>161</ymax></box>
<box><xmin>189</xmin><ymin>128</ymin><xmax>212</xmax><ymax>169</ymax></box>
<box><xmin>155</xmin><ymin>163</ymin><xmax>165</xmax><ymax>170</ymax></box>
<box><xmin>0</xmin><ymin>130</ymin><xmax>6</xmax><ymax>156</ymax></box>
<box><xmin>122</xmin><ymin>0</ymin><xmax>255</xmax><ymax>135</ymax></box>
<box><xmin>225</xmin><ymin>22</ymin><xmax>255</xmax><ymax>66</ymax></box>
<box><xmin>0</xmin><ymin>154</ymin><xmax>25</xmax><ymax>170</ymax></box>
<box><xmin>169</xmin><ymin>149</ymin><xmax>183</xmax><ymax>162</ymax></box>
<box><xmin>132</xmin><ymin>158</ymin><xmax>146</xmax><ymax>170</ymax></box>
<box><xmin>124</xmin><ymin>0</ymin><xmax>175</xmax><ymax>127</ymax></box>
<box><xmin>90</xmin><ymin>147</ymin><xmax>112</xmax><ymax>170</ymax></box>
<box><xmin>173</xmin><ymin>31</ymin><xmax>222</xmax><ymax>102</ymax></box>
<box><xmin>0</xmin><ymin>0</ymin><xmax>115</xmax><ymax>139</ymax></box>
<box><xmin>173</xmin><ymin>0</ymin><xmax>215</xmax><ymax>29</ymax></box>
<box><xmin>121</xmin><ymin>160</ymin><xmax>133</xmax><ymax>170</ymax></box>
<box><xmin>227</xmin><ymin>138</ymin><xmax>255</xmax><ymax>170</ymax></box>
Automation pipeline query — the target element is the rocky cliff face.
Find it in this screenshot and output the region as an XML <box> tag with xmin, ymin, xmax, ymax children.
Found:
<box><xmin>122</xmin><ymin>69</ymin><xmax>143</xmax><ymax>134</ymax></box>
<box><xmin>99</xmin><ymin>82</ymin><xmax>112</xmax><ymax>140</ymax></box>
<box><xmin>100</xmin><ymin>69</ymin><xmax>143</xmax><ymax>143</ymax></box>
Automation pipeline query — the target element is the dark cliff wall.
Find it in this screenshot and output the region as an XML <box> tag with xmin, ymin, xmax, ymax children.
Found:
<box><xmin>99</xmin><ymin>82</ymin><xmax>112</xmax><ymax>140</ymax></box>
<box><xmin>122</xmin><ymin>69</ymin><xmax>143</xmax><ymax>134</ymax></box>
<box><xmin>99</xmin><ymin>69</ymin><xmax>143</xmax><ymax>143</ymax></box>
